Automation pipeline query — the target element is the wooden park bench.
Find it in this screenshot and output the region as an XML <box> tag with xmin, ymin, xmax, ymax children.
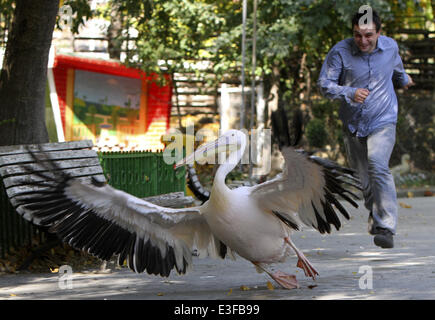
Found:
<box><xmin>0</xmin><ymin>140</ymin><xmax>193</xmax><ymax>267</ymax></box>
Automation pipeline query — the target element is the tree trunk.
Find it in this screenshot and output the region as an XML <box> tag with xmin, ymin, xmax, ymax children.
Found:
<box><xmin>0</xmin><ymin>0</ymin><xmax>59</xmax><ymax>146</ymax></box>
<box><xmin>107</xmin><ymin>3</ymin><xmax>123</xmax><ymax>60</ymax></box>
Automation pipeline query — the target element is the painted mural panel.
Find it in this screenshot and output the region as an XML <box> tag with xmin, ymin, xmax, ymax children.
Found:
<box><xmin>71</xmin><ymin>69</ymin><xmax>145</xmax><ymax>149</ymax></box>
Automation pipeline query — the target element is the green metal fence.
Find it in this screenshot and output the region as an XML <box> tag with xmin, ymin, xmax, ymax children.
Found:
<box><xmin>0</xmin><ymin>151</ymin><xmax>186</xmax><ymax>258</ymax></box>
<box><xmin>98</xmin><ymin>150</ymin><xmax>186</xmax><ymax>198</ymax></box>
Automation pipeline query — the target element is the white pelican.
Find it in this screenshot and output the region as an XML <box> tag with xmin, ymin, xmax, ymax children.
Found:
<box><xmin>15</xmin><ymin>127</ymin><xmax>360</xmax><ymax>289</ymax></box>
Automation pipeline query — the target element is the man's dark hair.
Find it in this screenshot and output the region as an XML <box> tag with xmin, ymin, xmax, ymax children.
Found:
<box><xmin>352</xmin><ymin>9</ymin><xmax>382</xmax><ymax>32</ymax></box>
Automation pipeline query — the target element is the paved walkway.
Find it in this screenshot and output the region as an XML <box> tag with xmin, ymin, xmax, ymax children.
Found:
<box><xmin>0</xmin><ymin>196</ymin><xmax>434</xmax><ymax>300</ymax></box>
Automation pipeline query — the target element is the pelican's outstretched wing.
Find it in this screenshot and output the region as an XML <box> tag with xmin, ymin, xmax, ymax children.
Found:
<box><xmin>14</xmin><ymin>151</ymin><xmax>228</xmax><ymax>277</ymax></box>
<box><xmin>248</xmin><ymin>146</ymin><xmax>360</xmax><ymax>234</ymax></box>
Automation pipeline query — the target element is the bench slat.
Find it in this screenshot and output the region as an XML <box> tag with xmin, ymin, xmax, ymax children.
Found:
<box><xmin>2</xmin><ymin>166</ymin><xmax>104</xmax><ymax>189</ymax></box>
<box><xmin>0</xmin><ymin>140</ymin><xmax>93</xmax><ymax>156</ymax></box>
<box><xmin>6</xmin><ymin>174</ymin><xmax>107</xmax><ymax>200</ymax></box>
<box><xmin>0</xmin><ymin>149</ymin><xmax>98</xmax><ymax>167</ymax></box>
<box><xmin>0</xmin><ymin>158</ymin><xmax>102</xmax><ymax>177</ymax></box>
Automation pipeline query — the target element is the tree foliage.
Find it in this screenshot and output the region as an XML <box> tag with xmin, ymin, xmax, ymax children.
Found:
<box><xmin>1</xmin><ymin>0</ymin><xmax>432</xmax><ymax>167</ymax></box>
<box><xmin>3</xmin><ymin>0</ymin><xmax>430</xmax><ymax>108</ymax></box>
<box><xmin>101</xmin><ymin>0</ymin><xmax>431</xmax><ymax>120</ymax></box>
<box><xmin>106</xmin><ymin>0</ymin><xmax>241</xmax><ymax>83</ymax></box>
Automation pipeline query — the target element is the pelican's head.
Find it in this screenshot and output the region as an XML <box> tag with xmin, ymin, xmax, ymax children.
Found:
<box><xmin>174</xmin><ymin>129</ymin><xmax>246</xmax><ymax>169</ymax></box>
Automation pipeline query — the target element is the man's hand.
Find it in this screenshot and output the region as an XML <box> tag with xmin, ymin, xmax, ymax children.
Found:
<box><xmin>353</xmin><ymin>88</ymin><xmax>370</xmax><ymax>103</ymax></box>
<box><xmin>403</xmin><ymin>74</ymin><xmax>415</xmax><ymax>90</ymax></box>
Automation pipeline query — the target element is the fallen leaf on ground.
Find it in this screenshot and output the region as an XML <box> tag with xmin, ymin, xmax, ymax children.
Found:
<box><xmin>266</xmin><ymin>281</ymin><xmax>274</xmax><ymax>290</ymax></box>
<box><xmin>227</xmin><ymin>288</ymin><xmax>233</xmax><ymax>295</ymax></box>
<box><xmin>240</xmin><ymin>285</ymin><xmax>250</xmax><ymax>291</ymax></box>
<box><xmin>399</xmin><ymin>202</ymin><xmax>412</xmax><ymax>209</ymax></box>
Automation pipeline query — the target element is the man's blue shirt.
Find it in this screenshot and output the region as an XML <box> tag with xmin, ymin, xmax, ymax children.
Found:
<box><xmin>318</xmin><ymin>35</ymin><xmax>409</xmax><ymax>137</ymax></box>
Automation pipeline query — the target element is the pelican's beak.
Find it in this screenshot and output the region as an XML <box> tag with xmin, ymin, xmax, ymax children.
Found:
<box><xmin>174</xmin><ymin>137</ymin><xmax>226</xmax><ymax>169</ymax></box>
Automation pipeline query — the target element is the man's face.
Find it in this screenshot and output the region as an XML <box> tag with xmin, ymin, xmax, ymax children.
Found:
<box><xmin>353</xmin><ymin>22</ymin><xmax>381</xmax><ymax>53</ymax></box>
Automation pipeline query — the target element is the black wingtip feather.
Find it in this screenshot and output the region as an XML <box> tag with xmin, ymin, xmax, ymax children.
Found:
<box><xmin>312</xmin><ymin>202</ymin><xmax>331</xmax><ymax>234</ymax></box>
<box><xmin>324</xmin><ymin>189</ymin><xmax>351</xmax><ymax>220</ymax></box>
<box><xmin>219</xmin><ymin>241</ymin><xmax>228</xmax><ymax>259</ymax></box>
<box><xmin>273</xmin><ymin>211</ymin><xmax>300</xmax><ymax>231</ymax></box>
<box><xmin>271</xmin><ymin>108</ymin><xmax>304</xmax><ymax>149</ymax></box>
<box><xmin>322</xmin><ymin>199</ymin><xmax>341</xmax><ymax>231</ymax></box>
<box><xmin>271</xmin><ymin>108</ymin><xmax>292</xmax><ymax>148</ymax></box>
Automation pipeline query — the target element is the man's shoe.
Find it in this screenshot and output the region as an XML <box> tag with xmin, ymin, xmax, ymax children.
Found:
<box><xmin>373</xmin><ymin>228</ymin><xmax>394</xmax><ymax>249</ymax></box>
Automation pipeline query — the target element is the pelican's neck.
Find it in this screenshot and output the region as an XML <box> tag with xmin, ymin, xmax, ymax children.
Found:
<box><xmin>213</xmin><ymin>135</ymin><xmax>246</xmax><ymax>192</ymax></box>
<box><xmin>214</xmin><ymin>163</ymin><xmax>236</xmax><ymax>187</ymax></box>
